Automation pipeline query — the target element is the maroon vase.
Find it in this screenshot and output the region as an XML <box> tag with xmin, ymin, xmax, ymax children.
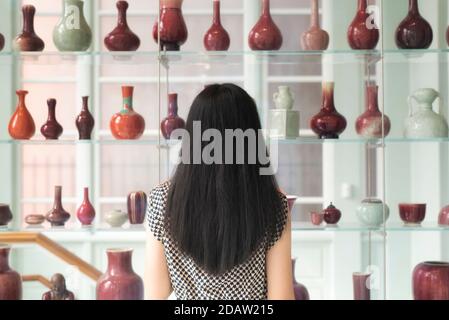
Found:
<box><xmin>203</xmin><ymin>0</ymin><xmax>230</xmax><ymax>51</ymax></box>
<box><xmin>76</xmin><ymin>187</ymin><xmax>96</xmax><ymax>226</ymax></box>
<box><xmin>41</xmin><ymin>99</ymin><xmax>63</xmax><ymax>140</ymax></box>
<box><xmin>395</xmin><ymin>0</ymin><xmax>433</xmax><ymax>49</ymax></box>
<box><xmin>347</xmin><ymin>0</ymin><xmax>379</xmax><ymax>50</ymax></box>
<box><xmin>310</xmin><ymin>82</ymin><xmax>347</xmax><ymax>139</ymax></box>
<box><xmin>75</xmin><ymin>96</ymin><xmax>95</xmax><ymax>140</ymax></box>
<box><xmin>292</xmin><ymin>259</ymin><xmax>310</xmax><ymax>300</ymax></box>
<box><xmin>301</xmin><ymin>0</ymin><xmax>329</xmax><ymax>51</ymax></box>
<box><xmin>0</xmin><ymin>33</ymin><xmax>4</xmax><ymax>51</ymax></box>
<box><xmin>356</xmin><ymin>85</ymin><xmax>391</xmax><ymax>139</ymax></box>
<box><xmin>353</xmin><ymin>272</ymin><xmax>371</xmax><ymax>300</ymax></box>
<box><xmin>0</xmin><ymin>204</ymin><xmax>13</xmax><ymax>227</ymax></box>
<box><xmin>160</xmin><ymin>93</ymin><xmax>186</xmax><ymax>140</ymax></box>
<box><xmin>153</xmin><ymin>0</ymin><xmax>188</xmax><ymax>51</ymax></box>
<box><xmin>399</xmin><ymin>203</ymin><xmax>426</xmax><ymax>226</ymax></box>
<box><xmin>96</xmin><ymin>248</ymin><xmax>144</xmax><ymax>300</ymax></box>
<box><xmin>0</xmin><ymin>245</ymin><xmax>22</xmax><ymax>300</ymax></box>
<box><xmin>323</xmin><ymin>202</ymin><xmax>342</xmax><ymax>225</ymax></box>
<box><xmin>439</xmin><ymin>205</ymin><xmax>449</xmax><ymax>227</ymax></box>
<box><xmin>14</xmin><ymin>5</ymin><xmax>45</xmax><ymax>52</ymax></box>
<box><xmin>104</xmin><ymin>1</ymin><xmax>140</xmax><ymax>51</ymax></box>
<box><xmin>248</xmin><ymin>0</ymin><xmax>283</xmax><ymax>51</ymax></box>
<box><xmin>127</xmin><ymin>191</ymin><xmax>147</xmax><ymax>225</ymax></box>
<box><xmin>46</xmin><ymin>186</ymin><xmax>71</xmax><ymax>227</ymax></box>
<box><xmin>413</xmin><ymin>262</ymin><xmax>449</xmax><ymax>300</ymax></box>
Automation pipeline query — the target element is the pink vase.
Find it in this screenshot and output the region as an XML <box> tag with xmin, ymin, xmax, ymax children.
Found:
<box><xmin>152</xmin><ymin>0</ymin><xmax>188</xmax><ymax>51</ymax></box>
<box><xmin>76</xmin><ymin>187</ymin><xmax>96</xmax><ymax>226</ymax></box>
<box><xmin>0</xmin><ymin>245</ymin><xmax>22</xmax><ymax>300</ymax></box>
<box><xmin>413</xmin><ymin>262</ymin><xmax>449</xmax><ymax>300</ymax></box>
<box><xmin>248</xmin><ymin>0</ymin><xmax>283</xmax><ymax>51</ymax></box>
<box><xmin>292</xmin><ymin>259</ymin><xmax>310</xmax><ymax>300</ymax></box>
<box><xmin>301</xmin><ymin>0</ymin><xmax>329</xmax><ymax>51</ymax></box>
<box><xmin>127</xmin><ymin>191</ymin><xmax>147</xmax><ymax>225</ymax></box>
<box><xmin>439</xmin><ymin>205</ymin><xmax>449</xmax><ymax>227</ymax></box>
<box><xmin>347</xmin><ymin>0</ymin><xmax>379</xmax><ymax>50</ymax></box>
<box><xmin>353</xmin><ymin>272</ymin><xmax>371</xmax><ymax>300</ymax></box>
<box><xmin>204</xmin><ymin>0</ymin><xmax>230</xmax><ymax>51</ymax></box>
<box><xmin>160</xmin><ymin>93</ymin><xmax>186</xmax><ymax>140</ymax></box>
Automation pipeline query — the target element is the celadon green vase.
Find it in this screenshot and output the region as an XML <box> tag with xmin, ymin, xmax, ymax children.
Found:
<box><xmin>53</xmin><ymin>0</ymin><xmax>92</xmax><ymax>51</ymax></box>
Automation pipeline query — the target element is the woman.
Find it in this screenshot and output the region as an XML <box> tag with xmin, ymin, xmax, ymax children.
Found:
<box><xmin>145</xmin><ymin>84</ymin><xmax>294</xmax><ymax>300</ymax></box>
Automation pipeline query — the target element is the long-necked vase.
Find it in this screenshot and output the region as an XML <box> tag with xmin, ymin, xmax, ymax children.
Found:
<box><xmin>46</xmin><ymin>186</ymin><xmax>71</xmax><ymax>227</ymax></box>
<box><xmin>248</xmin><ymin>0</ymin><xmax>283</xmax><ymax>51</ymax></box>
<box><xmin>347</xmin><ymin>0</ymin><xmax>379</xmax><ymax>50</ymax></box>
<box><xmin>395</xmin><ymin>0</ymin><xmax>432</xmax><ymax>49</ymax></box>
<box><xmin>356</xmin><ymin>85</ymin><xmax>390</xmax><ymax>139</ymax></box>
<box><xmin>203</xmin><ymin>0</ymin><xmax>230</xmax><ymax>51</ymax></box>
<box><xmin>301</xmin><ymin>0</ymin><xmax>329</xmax><ymax>51</ymax></box>
<box><xmin>14</xmin><ymin>5</ymin><xmax>45</xmax><ymax>51</ymax></box>
<box><xmin>104</xmin><ymin>1</ymin><xmax>140</xmax><ymax>51</ymax></box>
<box><xmin>75</xmin><ymin>96</ymin><xmax>95</xmax><ymax>140</ymax></box>
<box><xmin>160</xmin><ymin>93</ymin><xmax>185</xmax><ymax>139</ymax></box>
<box><xmin>8</xmin><ymin>90</ymin><xmax>36</xmax><ymax>140</ymax></box>
<box><xmin>41</xmin><ymin>99</ymin><xmax>63</xmax><ymax>140</ymax></box>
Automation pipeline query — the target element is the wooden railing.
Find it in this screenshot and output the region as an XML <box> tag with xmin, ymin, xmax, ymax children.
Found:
<box><xmin>22</xmin><ymin>275</ymin><xmax>52</xmax><ymax>289</ymax></box>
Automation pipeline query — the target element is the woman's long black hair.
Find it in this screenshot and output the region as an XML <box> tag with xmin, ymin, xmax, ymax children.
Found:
<box><xmin>166</xmin><ymin>84</ymin><xmax>284</xmax><ymax>275</ymax></box>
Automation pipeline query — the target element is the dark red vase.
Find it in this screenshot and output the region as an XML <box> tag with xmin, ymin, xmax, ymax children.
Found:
<box><xmin>356</xmin><ymin>85</ymin><xmax>391</xmax><ymax>139</ymax></box>
<box><xmin>310</xmin><ymin>82</ymin><xmax>347</xmax><ymax>139</ymax></box>
<box><xmin>14</xmin><ymin>5</ymin><xmax>45</xmax><ymax>52</ymax></box>
<box><xmin>248</xmin><ymin>0</ymin><xmax>283</xmax><ymax>51</ymax></box>
<box><xmin>323</xmin><ymin>202</ymin><xmax>341</xmax><ymax>225</ymax></box>
<box><xmin>0</xmin><ymin>245</ymin><xmax>22</xmax><ymax>300</ymax></box>
<box><xmin>41</xmin><ymin>99</ymin><xmax>63</xmax><ymax>140</ymax></box>
<box><xmin>152</xmin><ymin>0</ymin><xmax>188</xmax><ymax>51</ymax></box>
<box><xmin>347</xmin><ymin>0</ymin><xmax>379</xmax><ymax>50</ymax></box>
<box><xmin>353</xmin><ymin>272</ymin><xmax>371</xmax><ymax>300</ymax></box>
<box><xmin>76</xmin><ymin>187</ymin><xmax>96</xmax><ymax>226</ymax></box>
<box><xmin>0</xmin><ymin>204</ymin><xmax>13</xmax><ymax>227</ymax></box>
<box><xmin>46</xmin><ymin>186</ymin><xmax>71</xmax><ymax>227</ymax></box>
<box><xmin>0</xmin><ymin>33</ymin><xmax>4</xmax><ymax>51</ymax></box>
<box><xmin>127</xmin><ymin>191</ymin><xmax>147</xmax><ymax>225</ymax></box>
<box><xmin>203</xmin><ymin>0</ymin><xmax>230</xmax><ymax>51</ymax></box>
<box><xmin>395</xmin><ymin>0</ymin><xmax>433</xmax><ymax>49</ymax></box>
<box><xmin>160</xmin><ymin>93</ymin><xmax>185</xmax><ymax>140</ymax></box>
<box><xmin>292</xmin><ymin>259</ymin><xmax>310</xmax><ymax>300</ymax></box>
<box><xmin>413</xmin><ymin>262</ymin><xmax>449</xmax><ymax>300</ymax></box>
<box><xmin>75</xmin><ymin>96</ymin><xmax>95</xmax><ymax>140</ymax></box>
<box><xmin>439</xmin><ymin>205</ymin><xmax>449</xmax><ymax>226</ymax></box>
<box><xmin>399</xmin><ymin>203</ymin><xmax>426</xmax><ymax>226</ymax></box>
<box><xmin>97</xmin><ymin>248</ymin><xmax>144</xmax><ymax>300</ymax></box>
<box><xmin>104</xmin><ymin>1</ymin><xmax>140</xmax><ymax>51</ymax></box>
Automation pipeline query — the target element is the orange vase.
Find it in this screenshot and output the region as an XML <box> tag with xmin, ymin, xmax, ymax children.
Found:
<box><xmin>8</xmin><ymin>90</ymin><xmax>36</xmax><ymax>140</ymax></box>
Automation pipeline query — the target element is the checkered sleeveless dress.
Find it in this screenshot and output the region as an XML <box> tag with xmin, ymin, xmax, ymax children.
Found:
<box><xmin>147</xmin><ymin>181</ymin><xmax>288</xmax><ymax>300</ymax></box>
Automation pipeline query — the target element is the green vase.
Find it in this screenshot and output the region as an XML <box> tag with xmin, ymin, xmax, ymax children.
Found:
<box><xmin>53</xmin><ymin>0</ymin><xmax>92</xmax><ymax>51</ymax></box>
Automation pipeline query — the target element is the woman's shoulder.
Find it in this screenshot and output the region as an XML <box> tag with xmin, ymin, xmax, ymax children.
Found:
<box><xmin>149</xmin><ymin>181</ymin><xmax>171</xmax><ymax>201</ymax></box>
<box><xmin>147</xmin><ymin>181</ymin><xmax>171</xmax><ymax>242</ymax></box>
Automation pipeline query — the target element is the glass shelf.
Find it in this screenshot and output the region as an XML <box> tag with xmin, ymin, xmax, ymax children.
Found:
<box><xmin>292</xmin><ymin>221</ymin><xmax>449</xmax><ymax>232</ymax></box>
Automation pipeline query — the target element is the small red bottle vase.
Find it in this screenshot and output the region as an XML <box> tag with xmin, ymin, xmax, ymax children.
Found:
<box><xmin>347</xmin><ymin>0</ymin><xmax>379</xmax><ymax>50</ymax></box>
<box><xmin>310</xmin><ymin>82</ymin><xmax>347</xmax><ymax>139</ymax></box>
<box><xmin>323</xmin><ymin>202</ymin><xmax>342</xmax><ymax>224</ymax></box>
<box><xmin>76</xmin><ymin>187</ymin><xmax>96</xmax><ymax>226</ymax></box>
<box><xmin>203</xmin><ymin>0</ymin><xmax>230</xmax><ymax>51</ymax></box>
<box><xmin>14</xmin><ymin>5</ymin><xmax>45</xmax><ymax>52</ymax></box>
<box><xmin>127</xmin><ymin>191</ymin><xmax>147</xmax><ymax>225</ymax></box>
<box><xmin>160</xmin><ymin>93</ymin><xmax>186</xmax><ymax>140</ymax></box>
<box><xmin>96</xmin><ymin>248</ymin><xmax>144</xmax><ymax>300</ymax></box>
<box><xmin>0</xmin><ymin>33</ymin><xmax>4</xmax><ymax>51</ymax></box>
<box><xmin>153</xmin><ymin>0</ymin><xmax>188</xmax><ymax>51</ymax></box>
<box><xmin>395</xmin><ymin>0</ymin><xmax>433</xmax><ymax>49</ymax></box>
<box><xmin>41</xmin><ymin>99</ymin><xmax>63</xmax><ymax>140</ymax></box>
<box><xmin>292</xmin><ymin>259</ymin><xmax>310</xmax><ymax>300</ymax></box>
<box><xmin>104</xmin><ymin>1</ymin><xmax>141</xmax><ymax>51</ymax></box>
<box><xmin>46</xmin><ymin>186</ymin><xmax>71</xmax><ymax>227</ymax></box>
<box><xmin>75</xmin><ymin>96</ymin><xmax>95</xmax><ymax>140</ymax></box>
<box><xmin>248</xmin><ymin>0</ymin><xmax>283</xmax><ymax>51</ymax></box>
<box><xmin>0</xmin><ymin>245</ymin><xmax>22</xmax><ymax>300</ymax></box>
<box><xmin>110</xmin><ymin>86</ymin><xmax>146</xmax><ymax>140</ymax></box>
<box><xmin>413</xmin><ymin>262</ymin><xmax>449</xmax><ymax>300</ymax></box>
<box><xmin>301</xmin><ymin>0</ymin><xmax>329</xmax><ymax>51</ymax></box>
<box><xmin>356</xmin><ymin>85</ymin><xmax>391</xmax><ymax>139</ymax></box>
<box><xmin>8</xmin><ymin>90</ymin><xmax>36</xmax><ymax>140</ymax></box>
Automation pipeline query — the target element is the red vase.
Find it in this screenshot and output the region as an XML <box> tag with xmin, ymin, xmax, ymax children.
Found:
<box><xmin>0</xmin><ymin>245</ymin><xmax>22</xmax><ymax>300</ymax></box>
<box><xmin>413</xmin><ymin>262</ymin><xmax>449</xmax><ymax>300</ymax></box>
<box><xmin>75</xmin><ymin>96</ymin><xmax>95</xmax><ymax>140</ymax></box>
<box><xmin>248</xmin><ymin>0</ymin><xmax>283</xmax><ymax>51</ymax></box>
<box><xmin>439</xmin><ymin>205</ymin><xmax>449</xmax><ymax>227</ymax></box>
<box><xmin>104</xmin><ymin>1</ymin><xmax>140</xmax><ymax>51</ymax></box>
<box><xmin>110</xmin><ymin>86</ymin><xmax>145</xmax><ymax>140</ymax></box>
<box><xmin>395</xmin><ymin>0</ymin><xmax>433</xmax><ymax>49</ymax></box>
<box><xmin>41</xmin><ymin>99</ymin><xmax>63</xmax><ymax>140</ymax></box>
<box><xmin>292</xmin><ymin>259</ymin><xmax>310</xmax><ymax>300</ymax></box>
<box><xmin>14</xmin><ymin>5</ymin><xmax>45</xmax><ymax>51</ymax></box>
<box><xmin>0</xmin><ymin>33</ymin><xmax>4</xmax><ymax>51</ymax></box>
<box><xmin>0</xmin><ymin>204</ymin><xmax>13</xmax><ymax>227</ymax></box>
<box><xmin>323</xmin><ymin>202</ymin><xmax>342</xmax><ymax>224</ymax></box>
<box><xmin>127</xmin><ymin>191</ymin><xmax>147</xmax><ymax>225</ymax></box>
<box><xmin>353</xmin><ymin>272</ymin><xmax>371</xmax><ymax>300</ymax></box>
<box><xmin>76</xmin><ymin>187</ymin><xmax>96</xmax><ymax>226</ymax></box>
<box><xmin>310</xmin><ymin>82</ymin><xmax>347</xmax><ymax>139</ymax></box>
<box><xmin>347</xmin><ymin>0</ymin><xmax>379</xmax><ymax>50</ymax></box>
<box><xmin>160</xmin><ymin>93</ymin><xmax>185</xmax><ymax>140</ymax></box>
<box><xmin>399</xmin><ymin>203</ymin><xmax>426</xmax><ymax>226</ymax></box>
<box><xmin>356</xmin><ymin>85</ymin><xmax>391</xmax><ymax>139</ymax></box>
<box><xmin>8</xmin><ymin>90</ymin><xmax>36</xmax><ymax>140</ymax></box>
<box><xmin>203</xmin><ymin>0</ymin><xmax>230</xmax><ymax>51</ymax></box>
<box><xmin>46</xmin><ymin>186</ymin><xmax>71</xmax><ymax>227</ymax></box>
<box><xmin>152</xmin><ymin>0</ymin><xmax>188</xmax><ymax>51</ymax></box>
<box><xmin>96</xmin><ymin>248</ymin><xmax>144</xmax><ymax>300</ymax></box>
<box><xmin>301</xmin><ymin>0</ymin><xmax>329</xmax><ymax>51</ymax></box>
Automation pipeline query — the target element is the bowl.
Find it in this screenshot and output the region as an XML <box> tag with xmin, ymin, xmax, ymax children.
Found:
<box><xmin>399</xmin><ymin>203</ymin><xmax>426</xmax><ymax>226</ymax></box>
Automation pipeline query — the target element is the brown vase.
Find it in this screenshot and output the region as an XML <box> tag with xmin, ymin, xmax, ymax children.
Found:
<box><xmin>152</xmin><ymin>0</ymin><xmax>188</xmax><ymax>51</ymax></box>
<box><xmin>323</xmin><ymin>202</ymin><xmax>342</xmax><ymax>224</ymax></box>
<box><xmin>301</xmin><ymin>0</ymin><xmax>329</xmax><ymax>51</ymax></box>
<box><xmin>0</xmin><ymin>33</ymin><xmax>4</xmax><ymax>51</ymax></box>
<box><xmin>8</xmin><ymin>90</ymin><xmax>36</xmax><ymax>140</ymax></box>
<box><xmin>203</xmin><ymin>0</ymin><xmax>230</xmax><ymax>51</ymax></box>
<box><xmin>310</xmin><ymin>82</ymin><xmax>347</xmax><ymax>139</ymax></box>
<box><xmin>127</xmin><ymin>191</ymin><xmax>147</xmax><ymax>225</ymax></box>
<box><xmin>76</xmin><ymin>187</ymin><xmax>96</xmax><ymax>226</ymax></box>
<box><xmin>0</xmin><ymin>204</ymin><xmax>12</xmax><ymax>227</ymax></box>
<box><xmin>248</xmin><ymin>0</ymin><xmax>283</xmax><ymax>51</ymax></box>
<box><xmin>160</xmin><ymin>93</ymin><xmax>185</xmax><ymax>140</ymax></box>
<box><xmin>14</xmin><ymin>5</ymin><xmax>45</xmax><ymax>52</ymax></box>
<box><xmin>413</xmin><ymin>262</ymin><xmax>449</xmax><ymax>300</ymax></box>
<box><xmin>96</xmin><ymin>248</ymin><xmax>144</xmax><ymax>300</ymax></box>
<box><xmin>0</xmin><ymin>245</ymin><xmax>22</xmax><ymax>300</ymax></box>
<box><xmin>292</xmin><ymin>259</ymin><xmax>310</xmax><ymax>300</ymax></box>
<box><xmin>104</xmin><ymin>1</ymin><xmax>141</xmax><ymax>51</ymax></box>
<box><xmin>347</xmin><ymin>0</ymin><xmax>379</xmax><ymax>50</ymax></box>
<box><xmin>353</xmin><ymin>272</ymin><xmax>371</xmax><ymax>300</ymax></box>
<box><xmin>75</xmin><ymin>96</ymin><xmax>95</xmax><ymax>140</ymax></box>
<box><xmin>41</xmin><ymin>99</ymin><xmax>63</xmax><ymax>140</ymax></box>
<box><xmin>46</xmin><ymin>186</ymin><xmax>71</xmax><ymax>227</ymax></box>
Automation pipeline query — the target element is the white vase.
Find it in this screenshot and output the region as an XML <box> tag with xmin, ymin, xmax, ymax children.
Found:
<box><xmin>269</xmin><ymin>86</ymin><xmax>299</xmax><ymax>138</ymax></box>
<box><xmin>273</xmin><ymin>86</ymin><xmax>294</xmax><ymax>110</ymax></box>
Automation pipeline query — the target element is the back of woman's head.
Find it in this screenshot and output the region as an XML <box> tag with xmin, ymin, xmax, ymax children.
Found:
<box><xmin>166</xmin><ymin>83</ymin><xmax>284</xmax><ymax>275</ymax></box>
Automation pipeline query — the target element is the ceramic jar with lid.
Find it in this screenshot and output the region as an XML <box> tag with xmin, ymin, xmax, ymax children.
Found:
<box><xmin>323</xmin><ymin>203</ymin><xmax>341</xmax><ymax>225</ymax></box>
<box><xmin>356</xmin><ymin>199</ymin><xmax>389</xmax><ymax>227</ymax></box>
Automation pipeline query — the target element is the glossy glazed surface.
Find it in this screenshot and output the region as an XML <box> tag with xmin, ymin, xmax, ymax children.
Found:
<box><xmin>8</xmin><ymin>90</ymin><xmax>36</xmax><ymax>140</ymax></box>
<box><xmin>76</xmin><ymin>187</ymin><xmax>96</xmax><ymax>226</ymax></box>
<box><xmin>356</xmin><ymin>198</ymin><xmax>389</xmax><ymax>227</ymax></box>
<box><xmin>347</xmin><ymin>0</ymin><xmax>379</xmax><ymax>50</ymax></box>
<box><xmin>105</xmin><ymin>210</ymin><xmax>128</xmax><ymax>228</ymax></box>
<box><xmin>248</xmin><ymin>0</ymin><xmax>283</xmax><ymax>51</ymax></box>
<box><xmin>75</xmin><ymin>96</ymin><xmax>95</xmax><ymax>140</ymax></box>
<box><xmin>413</xmin><ymin>262</ymin><xmax>449</xmax><ymax>300</ymax></box>
<box><xmin>0</xmin><ymin>245</ymin><xmax>22</xmax><ymax>300</ymax></box>
<box><xmin>152</xmin><ymin>0</ymin><xmax>188</xmax><ymax>51</ymax></box>
<box><xmin>14</xmin><ymin>5</ymin><xmax>45</xmax><ymax>51</ymax></box>
<box><xmin>323</xmin><ymin>202</ymin><xmax>342</xmax><ymax>224</ymax></box>
<box><xmin>204</xmin><ymin>0</ymin><xmax>230</xmax><ymax>51</ymax></box>
<box><xmin>439</xmin><ymin>205</ymin><xmax>449</xmax><ymax>226</ymax></box>
<box><xmin>0</xmin><ymin>205</ymin><xmax>13</xmax><ymax>226</ymax></box>
<box><xmin>292</xmin><ymin>259</ymin><xmax>310</xmax><ymax>300</ymax></box>
<box><xmin>41</xmin><ymin>99</ymin><xmax>63</xmax><ymax>140</ymax></box>
<box><xmin>301</xmin><ymin>0</ymin><xmax>329</xmax><ymax>51</ymax></box>
<box><xmin>353</xmin><ymin>272</ymin><xmax>371</xmax><ymax>300</ymax></box>
<box><xmin>398</xmin><ymin>203</ymin><xmax>426</xmax><ymax>225</ymax></box>
<box><xmin>46</xmin><ymin>186</ymin><xmax>71</xmax><ymax>227</ymax></box>
<box><xmin>310</xmin><ymin>212</ymin><xmax>324</xmax><ymax>226</ymax></box>
<box><xmin>127</xmin><ymin>191</ymin><xmax>147</xmax><ymax>225</ymax></box>
<box><xmin>104</xmin><ymin>1</ymin><xmax>141</xmax><ymax>51</ymax></box>
<box><xmin>160</xmin><ymin>93</ymin><xmax>186</xmax><ymax>140</ymax></box>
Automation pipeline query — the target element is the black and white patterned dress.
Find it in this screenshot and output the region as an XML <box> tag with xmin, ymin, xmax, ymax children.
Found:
<box><xmin>147</xmin><ymin>181</ymin><xmax>288</xmax><ymax>300</ymax></box>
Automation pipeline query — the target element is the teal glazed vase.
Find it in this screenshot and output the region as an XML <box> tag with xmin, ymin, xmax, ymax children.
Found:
<box><xmin>53</xmin><ymin>0</ymin><xmax>92</xmax><ymax>51</ymax></box>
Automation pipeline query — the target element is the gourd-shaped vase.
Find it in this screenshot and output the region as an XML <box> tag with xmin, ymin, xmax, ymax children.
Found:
<box><xmin>75</xmin><ymin>96</ymin><xmax>95</xmax><ymax>140</ymax></box>
<box><xmin>76</xmin><ymin>187</ymin><xmax>95</xmax><ymax>226</ymax></box>
<box><xmin>8</xmin><ymin>90</ymin><xmax>36</xmax><ymax>140</ymax></box>
<box><xmin>395</xmin><ymin>0</ymin><xmax>432</xmax><ymax>49</ymax></box>
<box><xmin>160</xmin><ymin>93</ymin><xmax>185</xmax><ymax>140</ymax></box>
<box><xmin>404</xmin><ymin>88</ymin><xmax>449</xmax><ymax>138</ymax></box>
<box><xmin>310</xmin><ymin>83</ymin><xmax>347</xmax><ymax>139</ymax></box>
<box><xmin>46</xmin><ymin>186</ymin><xmax>71</xmax><ymax>227</ymax></box>
<box><xmin>203</xmin><ymin>0</ymin><xmax>230</xmax><ymax>51</ymax></box>
<box><xmin>0</xmin><ymin>33</ymin><xmax>4</xmax><ymax>51</ymax></box>
<box><xmin>292</xmin><ymin>259</ymin><xmax>310</xmax><ymax>300</ymax></box>
<box><xmin>152</xmin><ymin>0</ymin><xmax>188</xmax><ymax>51</ymax></box>
<box><xmin>14</xmin><ymin>5</ymin><xmax>45</xmax><ymax>51</ymax></box>
<box><xmin>110</xmin><ymin>86</ymin><xmax>146</xmax><ymax>140</ymax></box>
<box><xmin>301</xmin><ymin>0</ymin><xmax>329</xmax><ymax>51</ymax></box>
<box><xmin>0</xmin><ymin>245</ymin><xmax>22</xmax><ymax>300</ymax></box>
<box><xmin>104</xmin><ymin>1</ymin><xmax>140</xmax><ymax>51</ymax></box>
<box><xmin>347</xmin><ymin>0</ymin><xmax>379</xmax><ymax>50</ymax></box>
<box><xmin>41</xmin><ymin>99</ymin><xmax>63</xmax><ymax>140</ymax></box>
<box><xmin>53</xmin><ymin>0</ymin><xmax>92</xmax><ymax>51</ymax></box>
<box><xmin>248</xmin><ymin>0</ymin><xmax>283</xmax><ymax>51</ymax></box>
